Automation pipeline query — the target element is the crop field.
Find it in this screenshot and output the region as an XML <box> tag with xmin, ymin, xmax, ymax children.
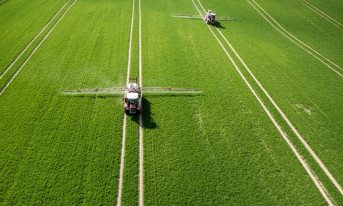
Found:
<box><xmin>0</xmin><ymin>0</ymin><xmax>342</xmax><ymax>205</ymax></box>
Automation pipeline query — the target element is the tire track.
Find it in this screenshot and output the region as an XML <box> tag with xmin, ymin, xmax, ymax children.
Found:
<box><xmin>0</xmin><ymin>0</ymin><xmax>77</xmax><ymax>96</ymax></box>
<box><xmin>245</xmin><ymin>2</ymin><xmax>343</xmax><ymax>196</ymax></box>
<box><xmin>218</xmin><ymin>22</ymin><xmax>343</xmax><ymax>196</ymax></box>
<box><xmin>116</xmin><ymin>0</ymin><xmax>135</xmax><ymax>205</ymax></box>
<box><xmin>246</xmin><ymin>2</ymin><xmax>343</xmax><ymax>194</ymax></box>
<box><xmin>248</xmin><ymin>0</ymin><xmax>343</xmax><ymax>78</ymax></box>
<box><xmin>138</xmin><ymin>0</ymin><xmax>144</xmax><ymax>205</ymax></box>
<box><xmin>0</xmin><ymin>0</ymin><xmax>72</xmax><ymax>80</ymax></box>
<box><xmin>230</xmin><ymin>0</ymin><xmax>343</xmax><ymax>198</ymax></box>
<box><xmin>299</xmin><ymin>0</ymin><xmax>343</xmax><ymax>30</ymax></box>
<box><xmin>287</xmin><ymin>3</ymin><xmax>343</xmax><ymax>46</ymax></box>
<box><xmin>192</xmin><ymin>0</ymin><xmax>335</xmax><ymax>204</ymax></box>
<box><xmin>203</xmin><ymin>0</ymin><xmax>343</xmax><ymax>199</ymax></box>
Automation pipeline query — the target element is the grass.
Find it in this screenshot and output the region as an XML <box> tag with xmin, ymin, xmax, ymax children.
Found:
<box><xmin>140</xmin><ymin>0</ymin><xmax>338</xmax><ymax>204</ymax></box>
<box><xmin>0</xmin><ymin>0</ymin><xmax>69</xmax><ymax>72</ymax></box>
<box><xmin>1</xmin><ymin>0</ymin><xmax>342</xmax><ymax>204</ymax></box>
<box><xmin>0</xmin><ymin>0</ymin><xmax>131</xmax><ymax>204</ymax></box>
<box><xmin>197</xmin><ymin>0</ymin><xmax>343</xmax><ymax>202</ymax></box>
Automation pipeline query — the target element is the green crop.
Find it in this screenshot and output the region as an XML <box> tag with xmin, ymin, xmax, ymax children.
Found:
<box><xmin>1</xmin><ymin>0</ymin><xmax>342</xmax><ymax>204</ymax></box>
<box><xmin>0</xmin><ymin>0</ymin><xmax>131</xmax><ymax>204</ymax></box>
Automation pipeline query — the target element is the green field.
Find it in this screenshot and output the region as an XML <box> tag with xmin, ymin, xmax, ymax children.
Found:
<box><xmin>1</xmin><ymin>0</ymin><xmax>342</xmax><ymax>205</ymax></box>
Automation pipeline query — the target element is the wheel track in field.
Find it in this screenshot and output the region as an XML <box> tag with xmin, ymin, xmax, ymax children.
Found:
<box><xmin>0</xmin><ymin>0</ymin><xmax>77</xmax><ymax>96</ymax></box>
<box><xmin>0</xmin><ymin>0</ymin><xmax>72</xmax><ymax>80</ymax></box>
<box><xmin>116</xmin><ymin>0</ymin><xmax>143</xmax><ymax>205</ymax></box>
<box><xmin>245</xmin><ymin>3</ymin><xmax>343</xmax><ymax>194</ymax></box>
<box><xmin>138</xmin><ymin>0</ymin><xmax>144</xmax><ymax>205</ymax></box>
<box><xmin>286</xmin><ymin>2</ymin><xmax>343</xmax><ymax>46</ymax></box>
<box><xmin>192</xmin><ymin>0</ymin><xmax>337</xmax><ymax>204</ymax></box>
<box><xmin>248</xmin><ymin>0</ymin><xmax>343</xmax><ymax>78</ymax></box>
<box><xmin>299</xmin><ymin>0</ymin><xmax>343</xmax><ymax>30</ymax></box>
<box><xmin>116</xmin><ymin>0</ymin><xmax>135</xmax><ymax>205</ymax></box>
<box><xmin>209</xmin><ymin>0</ymin><xmax>343</xmax><ymax>199</ymax></box>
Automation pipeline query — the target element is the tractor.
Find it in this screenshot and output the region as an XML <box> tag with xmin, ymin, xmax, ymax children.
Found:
<box><xmin>124</xmin><ymin>78</ymin><xmax>142</xmax><ymax>114</ymax></box>
<box><xmin>173</xmin><ymin>10</ymin><xmax>235</xmax><ymax>25</ymax></box>
<box><xmin>62</xmin><ymin>78</ymin><xmax>202</xmax><ymax>115</ymax></box>
<box><xmin>204</xmin><ymin>10</ymin><xmax>216</xmax><ymax>24</ymax></box>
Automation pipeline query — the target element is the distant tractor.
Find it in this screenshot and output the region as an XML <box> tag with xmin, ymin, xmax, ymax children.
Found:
<box><xmin>124</xmin><ymin>78</ymin><xmax>142</xmax><ymax>114</ymax></box>
<box><xmin>204</xmin><ymin>10</ymin><xmax>216</xmax><ymax>24</ymax></box>
<box><xmin>172</xmin><ymin>9</ymin><xmax>235</xmax><ymax>25</ymax></box>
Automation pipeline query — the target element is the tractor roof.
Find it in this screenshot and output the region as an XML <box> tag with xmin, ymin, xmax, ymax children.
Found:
<box><xmin>127</xmin><ymin>92</ymin><xmax>139</xmax><ymax>99</ymax></box>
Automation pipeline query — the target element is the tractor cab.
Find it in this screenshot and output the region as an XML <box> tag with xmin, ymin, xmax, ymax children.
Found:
<box><xmin>127</xmin><ymin>92</ymin><xmax>139</xmax><ymax>114</ymax></box>
<box><xmin>205</xmin><ymin>10</ymin><xmax>216</xmax><ymax>24</ymax></box>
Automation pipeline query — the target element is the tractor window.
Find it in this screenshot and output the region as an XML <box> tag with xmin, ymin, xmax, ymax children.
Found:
<box><xmin>129</xmin><ymin>99</ymin><xmax>138</xmax><ymax>104</ymax></box>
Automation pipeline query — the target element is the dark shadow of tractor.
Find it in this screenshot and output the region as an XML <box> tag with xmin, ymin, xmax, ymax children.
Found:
<box><xmin>130</xmin><ymin>97</ymin><xmax>157</xmax><ymax>129</ymax></box>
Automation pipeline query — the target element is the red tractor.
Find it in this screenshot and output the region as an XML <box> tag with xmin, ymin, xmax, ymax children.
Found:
<box><xmin>62</xmin><ymin>78</ymin><xmax>202</xmax><ymax>115</ymax></box>
<box><xmin>204</xmin><ymin>10</ymin><xmax>216</xmax><ymax>25</ymax></box>
<box><xmin>124</xmin><ymin>78</ymin><xmax>142</xmax><ymax>114</ymax></box>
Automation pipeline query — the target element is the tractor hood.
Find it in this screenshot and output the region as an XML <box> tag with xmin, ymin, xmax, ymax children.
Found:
<box><xmin>127</xmin><ymin>92</ymin><xmax>139</xmax><ymax>99</ymax></box>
